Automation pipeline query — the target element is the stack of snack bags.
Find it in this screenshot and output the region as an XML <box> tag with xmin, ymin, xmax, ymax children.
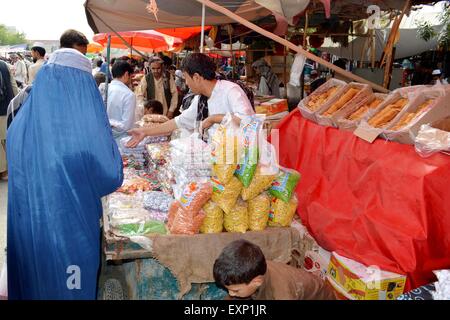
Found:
<box><xmin>201</xmin><ymin>114</ymin><xmax>301</xmax><ymax>234</ymax></box>
<box><xmin>170</xmin><ymin>134</ymin><xmax>212</xmax><ymax>200</ymax></box>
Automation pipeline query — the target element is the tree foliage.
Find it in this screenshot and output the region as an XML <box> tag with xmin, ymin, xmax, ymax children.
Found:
<box><xmin>417</xmin><ymin>2</ymin><xmax>450</xmax><ymax>49</ymax></box>
<box><xmin>0</xmin><ymin>24</ymin><xmax>27</xmax><ymax>46</ymax></box>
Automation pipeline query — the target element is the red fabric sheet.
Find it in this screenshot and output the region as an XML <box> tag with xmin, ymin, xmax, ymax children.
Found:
<box><xmin>273</xmin><ymin>109</ymin><xmax>450</xmax><ymax>291</ymax></box>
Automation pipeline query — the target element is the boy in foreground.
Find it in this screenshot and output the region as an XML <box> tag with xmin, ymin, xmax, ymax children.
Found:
<box><xmin>213</xmin><ymin>239</ymin><xmax>337</xmax><ymax>300</ymax></box>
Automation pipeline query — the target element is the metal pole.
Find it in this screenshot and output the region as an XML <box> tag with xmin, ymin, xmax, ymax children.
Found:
<box><xmin>104</xmin><ymin>34</ymin><xmax>111</xmax><ymax>106</ymax></box>
<box><xmin>200</xmin><ymin>3</ymin><xmax>206</xmax><ymax>53</ymax></box>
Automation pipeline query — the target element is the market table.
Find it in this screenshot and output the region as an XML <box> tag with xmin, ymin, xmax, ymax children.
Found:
<box><xmin>272</xmin><ymin>108</ymin><xmax>450</xmax><ymax>291</ymax></box>
<box><xmin>99</xmin><ymin>201</ymin><xmax>304</xmax><ymax>299</ymax></box>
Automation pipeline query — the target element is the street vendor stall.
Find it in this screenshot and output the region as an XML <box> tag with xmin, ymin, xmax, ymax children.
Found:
<box><xmin>98</xmin><ymin>114</ymin><xmax>305</xmax><ymax>300</ymax></box>
<box><xmin>273</xmin><ymin>106</ymin><xmax>450</xmax><ymax>292</ymax></box>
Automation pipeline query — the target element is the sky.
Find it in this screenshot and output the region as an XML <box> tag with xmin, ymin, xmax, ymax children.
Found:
<box><xmin>0</xmin><ymin>0</ymin><xmax>94</xmax><ymax>41</ymax></box>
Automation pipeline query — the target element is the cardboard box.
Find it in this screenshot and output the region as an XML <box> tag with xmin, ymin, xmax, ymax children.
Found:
<box><xmin>315</xmin><ymin>82</ymin><xmax>372</xmax><ymax>128</ymax></box>
<box><xmin>256</xmin><ymin>98</ymin><xmax>288</xmax><ymax>116</ymax></box>
<box><xmin>298</xmin><ymin>78</ymin><xmax>347</xmax><ymax>122</ymax></box>
<box><xmin>327</xmin><ymin>252</ymin><xmax>407</xmax><ymax>300</ymax></box>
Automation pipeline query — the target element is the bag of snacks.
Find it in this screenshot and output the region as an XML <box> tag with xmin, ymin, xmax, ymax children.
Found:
<box><xmin>248</xmin><ymin>192</ymin><xmax>270</xmax><ymax>231</ymax></box>
<box><xmin>235</xmin><ymin>115</ymin><xmax>265</xmax><ymax>187</ymax></box>
<box><xmin>223</xmin><ymin>200</ymin><xmax>248</xmax><ymax>233</ymax></box>
<box><xmin>268</xmin><ymin>196</ymin><xmax>298</xmax><ymax>227</ymax></box>
<box><xmin>167</xmin><ymin>201</ymin><xmax>206</xmax><ymax>235</ymax></box>
<box><xmin>241</xmin><ymin>166</ymin><xmax>277</xmax><ymax>201</ymax></box>
<box><xmin>211</xmin><ymin>176</ymin><xmax>243</xmax><ymax>214</ymax></box>
<box><xmin>211</xmin><ymin>113</ymin><xmax>239</xmax><ymax>184</ymax></box>
<box><xmin>269</xmin><ymin>167</ymin><xmax>301</xmax><ymax>202</ymax></box>
<box><xmin>200</xmin><ymin>201</ymin><xmax>224</xmax><ymax>234</ymax></box>
<box><xmin>179</xmin><ymin>182</ymin><xmax>213</xmax><ymax>213</ymax></box>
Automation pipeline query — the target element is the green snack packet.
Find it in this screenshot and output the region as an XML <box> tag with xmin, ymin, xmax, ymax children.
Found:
<box><xmin>235</xmin><ymin>115</ymin><xmax>263</xmax><ymax>188</ymax></box>
<box><xmin>269</xmin><ymin>168</ymin><xmax>301</xmax><ymax>202</ymax></box>
<box><xmin>116</xmin><ymin>220</ymin><xmax>167</xmax><ymax>236</ymax></box>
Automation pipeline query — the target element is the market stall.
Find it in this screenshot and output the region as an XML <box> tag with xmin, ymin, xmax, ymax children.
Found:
<box><xmin>98</xmin><ymin>115</ymin><xmax>304</xmax><ymax>299</ymax></box>
<box><xmin>273</xmin><ymin>82</ymin><xmax>450</xmax><ymax>293</ymax></box>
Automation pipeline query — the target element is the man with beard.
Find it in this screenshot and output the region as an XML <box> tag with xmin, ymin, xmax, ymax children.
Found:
<box><xmin>28</xmin><ymin>43</ymin><xmax>46</xmax><ymax>84</ymax></box>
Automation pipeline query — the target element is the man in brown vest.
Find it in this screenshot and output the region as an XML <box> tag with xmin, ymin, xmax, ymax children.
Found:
<box><xmin>138</xmin><ymin>57</ymin><xmax>178</xmax><ymax>118</ymax></box>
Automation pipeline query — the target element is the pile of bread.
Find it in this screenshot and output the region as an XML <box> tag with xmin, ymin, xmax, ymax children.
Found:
<box><xmin>306</xmin><ymin>86</ymin><xmax>338</xmax><ymax>111</ymax></box>
<box><xmin>368</xmin><ymin>98</ymin><xmax>409</xmax><ymax>128</ymax></box>
<box><xmin>391</xmin><ymin>99</ymin><xmax>434</xmax><ymax>130</ymax></box>
<box><xmin>346</xmin><ymin>98</ymin><xmax>384</xmax><ymax>121</ymax></box>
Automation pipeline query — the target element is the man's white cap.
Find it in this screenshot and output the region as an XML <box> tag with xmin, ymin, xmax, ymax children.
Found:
<box><xmin>432</xmin><ymin>69</ymin><xmax>442</xmax><ymax>76</ymax></box>
<box><xmin>32</xmin><ymin>42</ymin><xmax>45</xmax><ymax>48</ymax></box>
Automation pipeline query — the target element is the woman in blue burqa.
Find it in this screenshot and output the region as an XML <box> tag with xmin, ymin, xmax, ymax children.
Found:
<box><xmin>6</xmin><ymin>30</ymin><xmax>123</xmax><ymax>299</ymax></box>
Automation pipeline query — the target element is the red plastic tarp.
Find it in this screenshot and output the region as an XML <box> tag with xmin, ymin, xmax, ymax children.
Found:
<box><xmin>273</xmin><ymin>109</ymin><xmax>450</xmax><ymax>291</ymax></box>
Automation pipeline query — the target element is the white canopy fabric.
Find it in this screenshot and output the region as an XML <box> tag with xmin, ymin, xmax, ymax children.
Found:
<box><xmin>320</xmin><ymin>2</ymin><xmax>444</xmax><ymax>60</ymax></box>
<box><xmin>85</xmin><ymin>0</ymin><xmax>272</xmax><ymax>33</ymax></box>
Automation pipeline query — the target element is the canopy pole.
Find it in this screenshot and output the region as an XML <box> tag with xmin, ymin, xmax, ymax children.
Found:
<box><xmin>200</xmin><ymin>3</ymin><xmax>206</xmax><ymax>53</ymax></box>
<box><xmin>104</xmin><ymin>34</ymin><xmax>111</xmax><ymax>106</ymax></box>
<box><xmin>196</xmin><ymin>0</ymin><xmax>389</xmax><ymax>93</ymax></box>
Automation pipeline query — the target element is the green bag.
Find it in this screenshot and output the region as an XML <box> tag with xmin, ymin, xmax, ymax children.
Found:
<box><xmin>269</xmin><ymin>168</ymin><xmax>301</xmax><ymax>202</ymax></box>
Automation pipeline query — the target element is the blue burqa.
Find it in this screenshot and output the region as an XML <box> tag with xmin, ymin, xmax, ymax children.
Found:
<box><xmin>6</xmin><ymin>48</ymin><xmax>123</xmax><ymax>299</ymax></box>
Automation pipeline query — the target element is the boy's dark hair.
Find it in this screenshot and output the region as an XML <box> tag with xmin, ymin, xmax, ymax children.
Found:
<box><xmin>31</xmin><ymin>46</ymin><xmax>46</xmax><ymax>58</ymax></box>
<box><xmin>96</xmin><ymin>60</ymin><xmax>103</xmax><ymax>68</ymax></box>
<box><xmin>110</xmin><ymin>58</ymin><xmax>117</xmax><ymax>65</ymax></box>
<box><xmin>213</xmin><ymin>239</ymin><xmax>267</xmax><ymax>288</ymax></box>
<box><xmin>168</xmin><ymin>64</ymin><xmax>176</xmax><ymax>71</ymax></box>
<box><xmin>112</xmin><ymin>61</ymin><xmax>134</xmax><ymax>78</ymax></box>
<box><xmin>181</xmin><ymin>53</ymin><xmax>216</xmax><ymax>80</ymax></box>
<box><xmin>144</xmin><ymin>99</ymin><xmax>164</xmax><ymax>114</ymax></box>
<box><xmin>94</xmin><ymin>72</ymin><xmax>106</xmax><ymax>86</ymax></box>
<box><xmin>60</xmin><ymin>29</ymin><xmax>89</xmax><ymax>49</ymax></box>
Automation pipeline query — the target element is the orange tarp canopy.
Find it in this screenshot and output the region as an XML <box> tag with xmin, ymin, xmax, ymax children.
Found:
<box><xmin>93</xmin><ymin>30</ymin><xmax>182</xmax><ymax>53</ymax></box>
